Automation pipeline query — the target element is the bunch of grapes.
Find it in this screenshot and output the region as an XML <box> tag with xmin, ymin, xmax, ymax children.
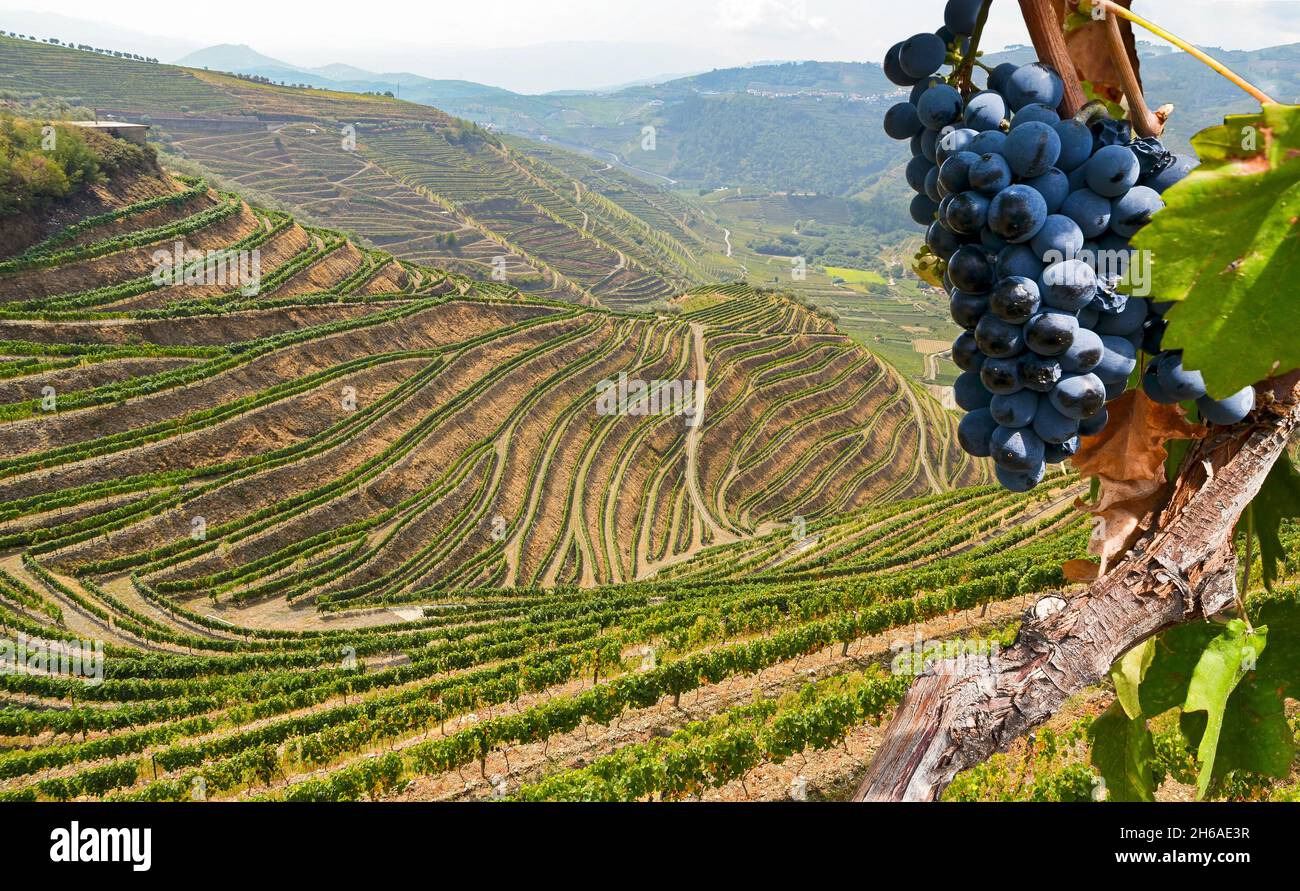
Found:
<box><xmin>882</xmin><ymin>0</ymin><xmax>1253</xmax><ymax>492</ymax></box>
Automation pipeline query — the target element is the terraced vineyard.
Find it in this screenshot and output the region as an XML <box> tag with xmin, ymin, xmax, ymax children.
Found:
<box><xmin>0</xmin><ymin>134</ymin><xmax>1117</xmax><ymax>800</ymax></box>
<box><xmin>4</xmin><ymin>109</ymin><xmax>1300</xmax><ymax>806</ymax></box>
<box><xmin>0</xmin><ymin>36</ymin><xmax>727</xmax><ymax>311</ymax></box>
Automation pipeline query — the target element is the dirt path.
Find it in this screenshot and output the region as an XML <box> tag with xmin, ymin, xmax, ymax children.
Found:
<box><xmin>683</xmin><ymin>323</ymin><xmax>733</xmax><ymax>545</ymax></box>
<box><xmin>891</xmin><ymin>366</ymin><xmax>943</xmax><ymax>494</ymax></box>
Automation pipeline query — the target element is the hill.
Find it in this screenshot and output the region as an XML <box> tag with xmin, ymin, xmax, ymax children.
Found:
<box><xmin>0</xmin><ymin>35</ymin><xmax>727</xmax><ymax>311</ymax></box>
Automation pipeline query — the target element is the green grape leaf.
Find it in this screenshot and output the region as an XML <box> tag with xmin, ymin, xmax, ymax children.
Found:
<box><xmin>1181</xmin><ymin>620</ymin><xmax>1268</xmax><ymax>799</ymax></box>
<box><xmin>1133</xmin><ymin>104</ymin><xmax>1300</xmax><ymax>398</ymax></box>
<box><xmin>1135</xmin><ymin>621</ymin><xmax>1221</xmax><ymax>718</ymax></box>
<box><xmin>1089</xmin><ymin>701</ymin><xmax>1158</xmax><ymax>802</ymax></box>
<box><xmin>1207</xmin><ymin>673</ymin><xmax>1295</xmax><ymax>783</ymax></box>
<box><xmin>1250</xmin><ymin>453</ymin><xmax>1300</xmax><ymax>589</ymax></box>
<box><xmin>1110</xmin><ymin>638</ymin><xmax>1154</xmax><ymax>720</ymax></box>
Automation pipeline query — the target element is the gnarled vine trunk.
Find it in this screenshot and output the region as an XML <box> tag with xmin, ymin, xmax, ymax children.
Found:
<box><xmin>854</xmin><ymin>374</ymin><xmax>1300</xmax><ymax>801</ymax></box>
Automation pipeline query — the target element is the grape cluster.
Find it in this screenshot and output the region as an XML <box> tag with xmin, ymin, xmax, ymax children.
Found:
<box><xmin>883</xmin><ymin>0</ymin><xmax>1251</xmax><ymax>492</ymax></box>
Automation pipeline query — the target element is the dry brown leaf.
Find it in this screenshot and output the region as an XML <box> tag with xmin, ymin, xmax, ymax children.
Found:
<box><xmin>1062</xmin><ymin>558</ymin><xmax>1101</xmax><ymax>582</ymax></box>
<box><xmin>1071</xmin><ymin>389</ymin><xmax>1206</xmax><ymax>570</ymax></box>
<box><xmin>1053</xmin><ymin>0</ymin><xmax>1140</xmax><ymax>106</ymax></box>
<box><xmin>1072</xmin><ymin>389</ymin><xmax>1204</xmax><ymax>483</ymax></box>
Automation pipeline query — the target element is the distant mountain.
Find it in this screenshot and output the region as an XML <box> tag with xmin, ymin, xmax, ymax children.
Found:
<box><xmin>176</xmin><ymin>43</ymin><xmax>292</xmax><ymax>72</ymax></box>
<box><xmin>176</xmin><ymin>44</ymin><xmax>514</xmax><ymax>103</ymax></box>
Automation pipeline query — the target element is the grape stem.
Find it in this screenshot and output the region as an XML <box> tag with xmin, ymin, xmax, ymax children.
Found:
<box><xmin>1099</xmin><ymin>4</ymin><xmax>1162</xmax><ymax>138</ymax></box>
<box><xmin>954</xmin><ymin>0</ymin><xmax>995</xmax><ymax>96</ymax></box>
<box><xmin>1089</xmin><ymin>0</ymin><xmax>1276</xmax><ymax>105</ymax></box>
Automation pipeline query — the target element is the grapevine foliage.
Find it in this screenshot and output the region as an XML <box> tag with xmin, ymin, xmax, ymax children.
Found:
<box><xmin>1133</xmin><ymin>104</ymin><xmax>1300</xmax><ymax>398</ymax></box>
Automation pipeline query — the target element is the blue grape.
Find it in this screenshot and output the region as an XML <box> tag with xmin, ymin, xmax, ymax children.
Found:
<box><xmin>945</xmin><ymin>191</ymin><xmax>991</xmax><ymax>234</ymax></box>
<box><xmin>900</xmin><ymin>32</ymin><xmax>948</xmax><ymax>79</ymax></box>
<box><xmin>1077</xmin><ymin>302</ymin><xmax>1100</xmax><ymax>329</ymax></box>
<box><xmin>1096</xmin><ymin>296</ymin><xmax>1148</xmax><ymax>336</ymax></box>
<box><xmin>968</xmin><ymin>129</ymin><xmax>1008</xmax><ymax>156</ymax></box>
<box><xmin>952</xmin><ymin>330</ymin><xmax>984</xmax><ymax>371</ymax></box>
<box><xmin>936</xmin><ymin>128</ymin><xmax>979</xmax><ymax>164</ymax></box>
<box><xmin>981</xmin><ymin>356</ymin><xmax>1024</xmax><ymax>395</ymax></box>
<box><xmin>1060</xmin><ymin>326</ymin><xmax>1103</xmax><ymax>373</ymax></box>
<box><xmin>1030</xmin><ymin>214</ymin><xmax>1084</xmax><ymax>263</ymax></box>
<box><xmin>910</xmin><ymin>193</ymin><xmax>940</xmax><ymax>225</ymax></box>
<box><xmin>1154</xmin><ymin>352</ymin><xmax>1207</xmax><ymax>401</ymax></box>
<box><xmin>996</xmin><ymin>244</ymin><xmax>1045</xmax><ymax>281</ymax></box>
<box><xmin>945</xmin><ymin>0</ymin><xmax>982</xmax><ymax>35</ymax></box>
<box><xmin>1066</xmin><ymin>164</ymin><xmax>1088</xmax><ymax>193</ymax></box>
<box><xmin>1110</xmin><ymin>185</ymin><xmax>1164</xmax><ymax>237</ymax></box>
<box><xmin>1041</xmin><ymin>259</ymin><xmax>1096</xmax><ymax>312</ymax></box>
<box><xmin>939</xmin><ymin>151</ymin><xmax>981</xmax><ymax>193</ymax></box>
<box><xmin>1006</xmin><ymin>63</ymin><xmax>1065</xmax><ymax>111</ymax></box>
<box><xmin>996</xmin><ymin>461</ymin><xmax>1046</xmax><ymax>492</ymax></box>
<box><xmin>958</xmin><ymin>407</ymin><xmax>998</xmax><ymax>457</ymax></box>
<box><xmin>1050</xmin><ymin>373</ymin><xmax>1106</xmax><ymax>420</ymax></box>
<box><xmin>990</xmin><ymin>425</ymin><xmax>1046</xmax><ymax>472</ymax></box>
<box><xmin>1142</xmin><ymin>361</ymin><xmax>1180</xmax><ymax>404</ymax></box>
<box><xmin>910</xmin><ymin>75</ymin><xmax>945</xmax><ymax>104</ymax></box>
<box><xmin>884</xmin><ymin>102</ymin><xmax>923</xmax><ymax>139</ymax></box>
<box><xmin>1095</xmin><ymin>335</ymin><xmax>1138</xmax><ymax>382</ymax></box>
<box><xmin>1010</xmin><ymin>104</ymin><xmax>1060</xmax><ymax>129</ymax></box>
<box><xmin>988</xmin><ymin>62</ymin><xmax>1019</xmax><ymax>94</ymax></box>
<box><xmin>1020</xmin><ymin>353</ymin><xmax>1063</xmax><ymax>393</ymax></box>
<box><xmin>1044</xmin><ymin>436</ymin><xmax>1080</xmax><ymax>465</ymax></box>
<box><xmin>989</xmin><ymin>184</ymin><xmax>1048</xmax><ymax>243</ymax></box>
<box><xmin>970</xmin><ymin>153</ymin><xmax>1013</xmax><ymax>196</ymax></box>
<box><xmin>950</xmin><ymin>290</ymin><xmax>989</xmax><ymax>329</ymax></box>
<box><xmin>1061</xmin><ymin>189</ymin><xmax>1111</xmax><ymax>238</ymax></box>
<box><xmin>991</xmin><ymin>390</ymin><xmax>1040</xmax><ymax>428</ymax></box>
<box><xmin>906</xmin><ymin>155</ymin><xmax>934</xmax><ymax>193</ymax></box>
<box><xmin>955</xmin><ymin>370</ymin><xmax>994</xmax><ymax>410</ymax></box>
<box><xmin>926</xmin><ymin>220</ymin><xmax>962</xmax><ymax>258</ymax></box>
<box><xmin>964</xmin><ymin>91</ymin><xmax>1008</xmax><ymax>132</ymax></box>
<box><xmin>1144</xmin><ymin>154</ymin><xmax>1197</xmax><ymax>193</ymax></box>
<box><xmin>980</xmin><ymin>228</ymin><xmax>1008</xmax><ymax>250</ymax></box>
<box><xmin>1032</xmin><ymin>400</ymin><xmax>1080</xmax><ymax>444</ymax></box>
<box><xmin>1004</xmin><ymin>121</ymin><xmax>1061</xmax><ymax>178</ymax></box>
<box><xmin>920</xmin><ymin>128</ymin><xmax>941</xmax><ymax>162</ymax></box>
<box><xmin>1025</xmin><ymin>168</ymin><xmax>1069</xmax><ymax>213</ymax></box>
<box><xmin>975</xmin><ymin>314</ymin><xmax>1025</xmax><ymax>358</ymax></box>
<box><xmin>1103</xmin><ymin>377</ymin><xmax>1127</xmax><ymax>401</ymax></box>
<box><xmin>918</xmin><ymin>84</ymin><xmax>965</xmax><ymax>131</ymax></box>
<box><xmin>925</xmin><ymin>166</ymin><xmax>943</xmax><ymax>202</ymax></box>
<box><xmin>1086</xmin><ymin>145</ymin><xmax>1140</xmax><ymax>197</ymax></box>
<box><xmin>948</xmin><ymin>245</ymin><xmax>996</xmax><ymax>293</ymax></box>
<box><xmin>1079</xmin><ymin>408</ymin><xmax>1108</xmax><ymax>437</ymax></box>
<box><xmin>884</xmin><ymin>42</ymin><xmax>922</xmax><ymax>86</ymax></box>
<box><xmin>989</xmin><ymin>276</ymin><xmax>1042</xmax><ymax>324</ymax></box>
<box><xmin>1054</xmin><ymin>119</ymin><xmax>1093</xmax><ymax>171</ymax></box>
<box><xmin>1025</xmin><ymin>310</ymin><xmax>1078</xmax><ymax>356</ymax></box>
<box><xmin>1197</xmin><ymin>387</ymin><xmax>1256</xmax><ymax>425</ymax></box>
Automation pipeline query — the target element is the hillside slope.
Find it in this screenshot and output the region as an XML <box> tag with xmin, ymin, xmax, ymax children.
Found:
<box><xmin>0</xmin><ymin>149</ymin><xmax>986</xmax><ymax>625</ymax></box>
<box><xmin>0</xmin><ymin>35</ymin><xmax>729</xmax><ymax>309</ymax></box>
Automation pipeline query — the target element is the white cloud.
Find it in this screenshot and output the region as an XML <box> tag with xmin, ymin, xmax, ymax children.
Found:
<box><xmin>714</xmin><ymin>0</ymin><xmax>827</xmax><ymax>34</ymax></box>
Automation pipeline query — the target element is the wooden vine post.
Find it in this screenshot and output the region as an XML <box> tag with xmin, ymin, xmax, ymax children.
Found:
<box><xmin>854</xmin><ymin>0</ymin><xmax>1292</xmax><ymax>802</ymax></box>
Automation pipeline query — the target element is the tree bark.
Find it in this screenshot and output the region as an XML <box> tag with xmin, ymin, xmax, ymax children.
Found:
<box><xmin>854</xmin><ymin>373</ymin><xmax>1300</xmax><ymax>802</ymax></box>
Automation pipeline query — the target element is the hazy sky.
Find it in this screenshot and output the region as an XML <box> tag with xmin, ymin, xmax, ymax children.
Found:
<box><xmin>3</xmin><ymin>0</ymin><xmax>1299</xmax><ymax>91</ymax></box>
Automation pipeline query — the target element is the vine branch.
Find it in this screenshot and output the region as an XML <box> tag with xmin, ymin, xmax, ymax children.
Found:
<box><xmin>1018</xmin><ymin>0</ymin><xmax>1088</xmax><ymax>116</ymax></box>
<box><xmin>855</xmin><ymin>372</ymin><xmax>1300</xmax><ymax>801</ymax></box>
